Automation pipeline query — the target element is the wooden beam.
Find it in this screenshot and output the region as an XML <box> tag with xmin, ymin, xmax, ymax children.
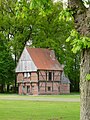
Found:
<box><xmin>52</xmin><ymin>71</ymin><xmax>54</xmax><ymax>92</ymax></box>
<box><xmin>39</xmin><ymin>70</ymin><xmax>46</xmax><ymax>81</ymax></box>
<box><xmin>37</xmin><ymin>71</ymin><xmax>40</xmax><ymax>92</ymax></box>
<box><xmin>45</xmin><ymin>71</ymin><xmax>47</xmax><ymax>92</ymax></box>
<box><xmin>54</xmin><ymin>71</ymin><xmax>60</xmax><ymax>81</ymax></box>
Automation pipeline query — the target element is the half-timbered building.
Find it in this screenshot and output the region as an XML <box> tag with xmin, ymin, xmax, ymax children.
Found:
<box><xmin>16</xmin><ymin>46</ymin><xmax>70</xmax><ymax>95</ymax></box>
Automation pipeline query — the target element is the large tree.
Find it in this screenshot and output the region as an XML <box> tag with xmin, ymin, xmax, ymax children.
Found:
<box><xmin>68</xmin><ymin>0</ymin><xmax>90</xmax><ymax>120</ymax></box>
<box><xmin>0</xmin><ymin>33</ymin><xmax>15</xmax><ymax>92</ymax></box>
<box><xmin>0</xmin><ymin>0</ymin><xmax>17</xmax><ymax>92</ymax></box>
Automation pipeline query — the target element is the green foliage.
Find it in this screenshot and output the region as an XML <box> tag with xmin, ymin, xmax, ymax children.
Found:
<box><xmin>59</xmin><ymin>9</ymin><xmax>74</xmax><ymax>22</ymax></box>
<box><xmin>0</xmin><ymin>33</ymin><xmax>15</xmax><ymax>86</ymax></box>
<box><xmin>86</xmin><ymin>74</ymin><xmax>90</xmax><ymax>81</ymax></box>
<box><xmin>0</xmin><ymin>0</ymin><xmax>16</xmax><ymax>91</ymax></box>
<box><xmin>61</xmin><ymin>10</ymin><xmax>90</xmax><ymax>54</ymax></box>
<box><xmin>66</xmin><ymin>29</ymin><xmax>90</xmax><ymax>53</ymax></box>
<box><xmin>30</xmin><ymin>0</ymin><xmax>53</xmax><ymax>16</ymax></box>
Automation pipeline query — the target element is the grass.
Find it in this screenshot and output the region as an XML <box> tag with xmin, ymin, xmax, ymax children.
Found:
<box><xmin>0</xmin><ymin>94</ymin><xmax>80</xmax><ymax>120</ymax></box>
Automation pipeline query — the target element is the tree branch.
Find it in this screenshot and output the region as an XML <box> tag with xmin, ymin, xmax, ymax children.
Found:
<box><xmin>68</xmin><ymin>0</ymin><xmax>86</xmax><ymax>11</ymax></box>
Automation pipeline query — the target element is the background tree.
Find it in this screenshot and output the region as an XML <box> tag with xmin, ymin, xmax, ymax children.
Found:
<box><xmin>0</xmin><ymin>33</ymin><xmax>15</xmax><ymax>92</ymax></box>
<box><xmin>0</xmin><ymin>0</ymin><xmax>16</xmax><ymax>92</ymax></box>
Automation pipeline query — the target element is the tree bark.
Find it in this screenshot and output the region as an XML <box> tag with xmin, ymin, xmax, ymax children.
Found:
<box><xmin>80</xmin><ymin>49</ymin><xmax>90</xmax><ymax>120</ymax></box>
<box><xmin>68</xmin><ymin>0</ymin><xmax>90</xmax><ymax>120</ymax></box>
<box><xmin>68</xmin><ymin>0</ymin><xmax>90</xmax><ymax>37</ymax></box>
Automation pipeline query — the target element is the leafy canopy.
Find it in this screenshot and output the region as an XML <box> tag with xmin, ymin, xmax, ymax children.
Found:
<box><xmin>66</xmin><ymin>29</ymin><xmax>90</xmax><ymax>53</ymax></box>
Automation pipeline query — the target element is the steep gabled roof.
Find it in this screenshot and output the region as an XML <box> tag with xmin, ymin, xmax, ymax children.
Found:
<box><xmin>26</xmin><ymin>47</ymin><xmax>63</xmax><ymax>71</ymax></box>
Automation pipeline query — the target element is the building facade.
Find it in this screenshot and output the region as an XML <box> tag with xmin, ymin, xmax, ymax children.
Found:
<box><xmin>16</xmin><ymin>47</ymin><xmax>70</xmax><ymax>95</ymax></box>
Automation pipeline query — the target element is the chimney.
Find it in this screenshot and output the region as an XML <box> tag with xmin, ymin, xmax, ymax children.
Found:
<box><xmin>50</xmin><ymin>50</ymin><xmax>55</xmax><ymax>60</ymax></box>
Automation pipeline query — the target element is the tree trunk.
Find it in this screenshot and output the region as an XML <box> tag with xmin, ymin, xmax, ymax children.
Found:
<box><xmin>14</xmin><ymin>50</ymin><xmax>17</xmax><ymax>93</ymax></box>
<box><xmin>80</xmin><ymin>49</ymin><xmax>90</xmax><ymax>120</ymax></box>
<box><xmin>7</xmin><ymin>84</ymin><xmax>10</xmax><ymax>93</ymax></box>
<box><xmin>1</xmin><ymin>84</ymin><xmax>4</xmax><ymax>93</ymax></box>
<box><xmin>68</xmin><ymin>0</ymin><xmax>90</xmax><ymax>119</ymax></box>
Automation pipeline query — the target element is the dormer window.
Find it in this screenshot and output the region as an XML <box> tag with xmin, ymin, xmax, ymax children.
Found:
<box><xmin>24</xmin><ymin>73</ymin><xmax>30</xmax><ymax>78</ymax></box>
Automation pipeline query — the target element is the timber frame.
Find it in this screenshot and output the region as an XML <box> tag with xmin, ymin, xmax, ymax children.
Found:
<box><xmin>37</xmin><ymin>70</ymin><xmax>62</xmax><ymax>94</ymax></box>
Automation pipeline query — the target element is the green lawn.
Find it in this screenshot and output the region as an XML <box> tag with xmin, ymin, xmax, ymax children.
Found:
<box><xmin>0</xmin><ymin>94</ymin><xmax>80</xmax><ymax>120</ymax></box>
<box><xmin>0</xmin><ymin>100</ymin><xmax>79</xmax><ymax>120</ymax></box>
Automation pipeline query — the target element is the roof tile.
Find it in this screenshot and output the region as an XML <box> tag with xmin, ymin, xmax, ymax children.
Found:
<box><xmin>26</xmin><ymin>47</ymin><xmax>63</xmax><ymax>71</ymax></box>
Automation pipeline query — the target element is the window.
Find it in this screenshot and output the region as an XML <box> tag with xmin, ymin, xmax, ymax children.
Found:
<box><xmin>27</xmin><ymin>86</ymin><xmax>30</xmax><ymax>93</ymax></box>
<box><xmin>49</xmin><ymin>72</ymin><xmax>52</xmax><ymax>81</ymax></box>
<box><xmin>48</xmin><ymin>87</ymin><xmax>51</xmax><ymax>91</ymax></box>
<box><xmin>24</xmin><ymin>73</ymin><xmax>30</xmax><ymax>78</ymax></box>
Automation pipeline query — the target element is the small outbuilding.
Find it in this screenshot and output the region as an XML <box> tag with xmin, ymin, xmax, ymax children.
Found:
<box><xmin>16</xmin><ymin>46</ymin><xmax>70</xmax><ymax>95</ymax></box>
